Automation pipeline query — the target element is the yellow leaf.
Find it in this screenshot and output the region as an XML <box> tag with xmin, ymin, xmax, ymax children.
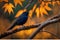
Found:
<box><xmin>41</xmin><ymin>1</ymin><xmax>45</xmax><ymax>6</ymax></box>
<box><xmin>35</xmin><ymin>8</ymin><xmax>40</xmax><ymax>18</ymax></box>
<box><xmin>0</xmin><ymin>0</ymin><xmax>8</xmax><ymax>2</ymax></box>
<box><xmin>40</xmin><ymin>6</ymin><xmax>48</xmax><ymax>16</ymax></box>
<box><xmin>44</xmin><ymin>5</ymin><xmax>52</xmax><ymax>11</ymax></box>
<box><xmin>29</xmin><ymin>1</ymin><xmax>52</xmax><ymax>18</ymax></box>
<box><xmin>15</xmin><ymin>9</ymin><xmax>26</xmax><ymax>18</ymax></box>
<box><xmin>35</xmin><ymin>1</ymin><xmax>52</xmax><ymax>17</ymax></box>
<box><xmin>35</xmin><ymin>5</ymin><xmax>49</xmax><ymax>17</ymax></box>
<box><xmin>14</xmin><ymin>0</ymin><xmax>25</xmax><ymax>6</ymax></box>
<box><xmin>45</xmin><ymin>2</ymin><xmax>51</xmax><ymax>6</ymax></box>
<box><xmin>29</xmin><ymin>10</ymin><xmax>33</xmax><ymax>17</ymax></box>
<box><xmin>29</xmin><ymin>4</ymin><xmax>37</xmax><ymax>17</ymax></box>
<box><xmin>2</xmin><ymin>3</ymin><xmax>14</xmax><ymax>14</ymax></box>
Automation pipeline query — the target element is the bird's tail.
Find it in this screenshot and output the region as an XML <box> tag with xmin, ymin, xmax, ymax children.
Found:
<box><xmin>7</xmin><ymin>23</ymin><xmax>16</xmax><ymax>31</ymax></box>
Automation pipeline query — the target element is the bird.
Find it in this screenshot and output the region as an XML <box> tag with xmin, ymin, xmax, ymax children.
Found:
<box><xmin>7</xmin><ymin>11</ymin><xmax>29</xmax><ymax>30</ymax></box>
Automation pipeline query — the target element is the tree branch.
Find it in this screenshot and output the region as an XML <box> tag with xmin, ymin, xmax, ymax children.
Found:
<box><xmin>24</xmin><ymin>0</ymin><xmax>34</xmax><ymax>9</ymax></box>
<box><xmin>28</xmin><ymin>18</ymin><xmax>60</xmax><ymax>39</ymax></box>
<box><xmin>0</xmin><ymin>0</ymin><xmax>36</xmax><ymax>39</ymax></box>
<box><xmin>0</xmin><ymin>14</ymin><xmax>60</xmax><ymax>39</ymax></box>
<box><xmin>0</xmin><ymin>24</ymin><xmax>40</xmax><ymax>39</ymax></box>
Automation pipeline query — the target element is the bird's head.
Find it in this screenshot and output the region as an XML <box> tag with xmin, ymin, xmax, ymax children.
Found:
<box><xmin>22</xmin><ymin>12</ymin><xmax>29</xmax><ymax>16</ymax></box>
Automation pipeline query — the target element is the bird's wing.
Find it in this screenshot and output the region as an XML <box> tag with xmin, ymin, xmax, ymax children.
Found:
<box><xmin>16</xmin><ymin>16</ymin><xmax>28</xmax><ymax>24</ymax></box>
<box><xmin>7</xmin><ymin>16</ymin><xmax>28</xmax><ymax>30</ymax></box>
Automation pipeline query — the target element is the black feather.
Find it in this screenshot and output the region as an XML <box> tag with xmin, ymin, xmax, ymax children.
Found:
<box><xmin>7</xmin><ymin>12</ymin><xmax>29</xmax><ymax>30</ymax></box>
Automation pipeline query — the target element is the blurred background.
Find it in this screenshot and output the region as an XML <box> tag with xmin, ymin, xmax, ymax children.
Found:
<box><xmin>0</xmin><ymin>0</ymin><xmax>60</xmax><ymax>39</ymax></box>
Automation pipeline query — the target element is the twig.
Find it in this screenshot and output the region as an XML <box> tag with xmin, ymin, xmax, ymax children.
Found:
<box><xmin>24</xmin><ymin>0</ymin><xmax>33</xmax><ymax>9</ymax></box>
<box><xmin>28</xmin><ymin>18</ymin><xmax>60</xmax><ymax>39</ymax></box>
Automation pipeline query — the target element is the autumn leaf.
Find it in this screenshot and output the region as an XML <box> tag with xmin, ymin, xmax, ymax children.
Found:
<box><xmin>36</xmin><ymin>6</ymin><xmax>48</xmax><ymax>17</ymax></box>
<box><xmin>36</xmin><ymin>1</ymin><xmax>52</xmax><ymax>17</ymax></box>
<box><xmin>29</xmin><ymin>4</ymin><xmax>37</xmax><ymax>17</ymax></box>
<box><xmin>35</xmin><ymin>5</ymin><xmax>52</xmax><ymax>17</ymax></box>
<box><xmin>14</xmin><ymin>0</ymin><xmax>25</xmax><ymax>6</ymax></box>
<box><xmin>44</xmin><ymin>4</ymin><xmax>52</xmax><ymax>11</ymax></box>
<box><xmin>28</xmin><ymin>1</ymin><xmax>52</xmax><ymax>18</ymax></box>
<box><xmin>15</xmin><ymin>9</ymin><xmax>26</xmax><ymax>18</ymax></box>
<box><xmin>0</xmin><ymin>0</ymin><xmax>8</xmax><ymax>2</ymax></box>
<box><xmin>2</xmin><ymin>3</ymin><xmax>15</xmax><ymax>14</ymax></box>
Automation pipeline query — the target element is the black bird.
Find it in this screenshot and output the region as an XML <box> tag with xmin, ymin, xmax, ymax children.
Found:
<box><xmin>7</xmin><ymin>12</ymin><xmax>29</xmax><ymax>30</ymax></box>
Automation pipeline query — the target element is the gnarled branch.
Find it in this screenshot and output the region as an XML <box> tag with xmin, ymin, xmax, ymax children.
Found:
<box><xmin>0</xmin><ymin>14</ymin><xmax>60</xmax><ymax>39</ymax></box>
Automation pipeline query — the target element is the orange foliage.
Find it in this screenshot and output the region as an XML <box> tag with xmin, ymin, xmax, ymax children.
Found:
<box><xmin>2</xmin><ymin>3</ymin><xmax>15</xmax><ymax>14</ymax></box>
<box><xmin>35</xmin><ymin>1</ymin><xmax>52</xmax><ymax>17</ymax></box>
<box><xmin>2</xmin><ymin>0</ymin><xmax>60</xmax><ymax>18</ymax></box>
<box><xmin>29</xmin><ymin>4</ymin><xmax>37</xmax><ymax>17</ymax></box>
<box><xmin>14</xmin><ymin>0</ymin><xmax>25</xmax><ymax>6</ymax></box>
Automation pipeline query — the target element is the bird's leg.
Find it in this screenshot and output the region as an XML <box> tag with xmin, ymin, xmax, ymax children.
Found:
<box><xmin>15</xmin><ymin>25</ymin><xmax>25</xmax><ymax>30</ymax></box>
<box><xmin>22</xmin><ymin>25</ymin><xmax>25</xmax><ymax>27</ymax></box>
<box><xmin>18</xmin><ymin>25</ymin><xmax>25</xmax><ymax>28</ymax></box>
